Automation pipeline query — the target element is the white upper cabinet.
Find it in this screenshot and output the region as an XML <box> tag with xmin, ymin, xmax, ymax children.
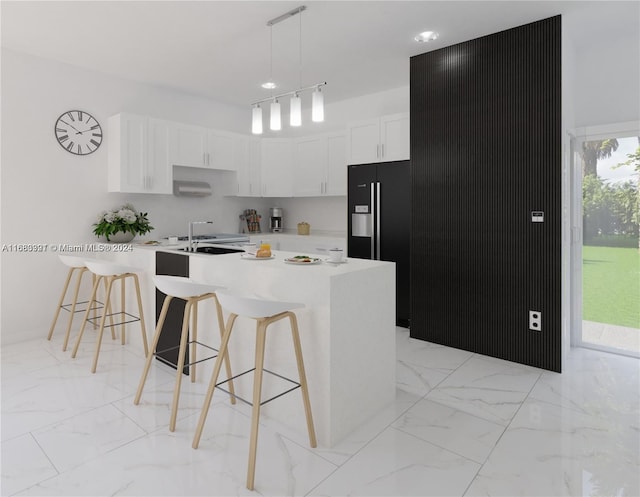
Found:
<box><xmin>171</xmin><ymin>123</ymin><xmax>208</xmax><ymax>167</ymax></box>
<box><xmin>380</xmin><ymin>113</ymin><xmax>410</xmax><ymax>162</ymax></box>
<box><xmin>207</xmin><ymin>129</ymin><xmax>237</xmax><ymax>170</ymax></box>
<box><xmin>261</xmin><ymin>139</ymin><xmax>293</xmax><ymax>197</ymax></box>
<box><xmin>293</xmin><ymin>132</ymin><xmax>347</xmax><ymax>197</ymax></box>
<box><xmin>325</xmin><ymin>133</ymin><xmax>347</xmax><ymax>195</ymax></box>
<box><xmin>293</xmin><ymin>136</ymin><xmax>327</xmax><ymax>196</ymax></box>
<box><xmin>170</xmin><ymin>123</ymin><xmax>238</xmax><ymax>170</ymax></box>
<box><xmin>108</xmin><ymin>113</ymin><xmax>172</xmax><ymax>194</ymax></box>
<box><xmin>236</xmin><ymin>136</ymin><xmax>262</xmax><ymax>197</ymax></box>
<box><xmin>347</xmin><ymin>112</ymin><xmax>409</xmax><ymax>165</ymax></box>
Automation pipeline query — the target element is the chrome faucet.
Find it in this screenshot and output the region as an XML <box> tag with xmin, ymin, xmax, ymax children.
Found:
<box><xmin>188</xmin><ymin>221</ymin><xmax>213</xmax><ymax>252</ymax></box>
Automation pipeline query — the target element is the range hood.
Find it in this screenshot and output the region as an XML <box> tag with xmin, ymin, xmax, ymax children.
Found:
<box><xmin>173</xmin><ymin>180</ymin><xmax>211</xmax><ymax>197</ymax></box>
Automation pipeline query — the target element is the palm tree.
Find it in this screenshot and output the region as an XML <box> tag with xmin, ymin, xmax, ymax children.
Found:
<box><xmin>581</xmin><ymin>139</ymin><xmax>619</xmax><ymax>176</ymax></box>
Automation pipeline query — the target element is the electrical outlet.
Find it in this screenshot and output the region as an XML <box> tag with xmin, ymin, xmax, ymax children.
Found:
<box><xmin>529</xmin><ymin>311</ymin><xmax>542</xmax><ymax>331</ymax></box>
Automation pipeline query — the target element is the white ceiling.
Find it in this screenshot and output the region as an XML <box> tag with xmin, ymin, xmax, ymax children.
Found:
<box><xmin>1</xmin><ymin>1</ymin><xmax>638</xmax><ymax>109</ymax></box>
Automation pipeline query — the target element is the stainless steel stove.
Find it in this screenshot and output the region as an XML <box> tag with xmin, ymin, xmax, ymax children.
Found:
<box><xmin>175</xmin><ymin>233</ymin><xmax>250</xmax><ymax>245</ymax></box>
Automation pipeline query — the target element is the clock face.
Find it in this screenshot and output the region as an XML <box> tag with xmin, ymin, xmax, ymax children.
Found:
<box><xmin>54</xmin><ymin>110</ymin><xmax>103</xmax><ymax>155</ymax></box>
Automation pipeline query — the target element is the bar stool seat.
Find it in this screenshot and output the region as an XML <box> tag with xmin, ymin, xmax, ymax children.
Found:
<box><xmin>134</xmin><ymin>276</ymin><xmax>236</xmax><ymax>432</ymax></box>
<box><xmin>71</xmin><ymin>260</ymin><xmax>149</xmax><ymax>373</ymax></box>
<box><xmin>192</xmin><ymin>291</ymin><xmax>316</xmax><ymax>491</ymax></box>
<box><xmin>48</xmin><ymin>255</ymin><xmax>110</xmax><ymax>351</ymax></box>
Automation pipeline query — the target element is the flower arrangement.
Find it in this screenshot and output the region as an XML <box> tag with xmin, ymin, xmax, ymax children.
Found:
<box><xmin>93</xmin><ymin>203</ymin><xmax>154</xmax><ymax>241</ymax></box>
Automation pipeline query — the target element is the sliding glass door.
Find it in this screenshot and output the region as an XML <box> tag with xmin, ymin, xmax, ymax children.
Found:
<box><xmin>575</xmin><ymin>129</ymin><xmax>639</xmax><ymax>357</ymax></box>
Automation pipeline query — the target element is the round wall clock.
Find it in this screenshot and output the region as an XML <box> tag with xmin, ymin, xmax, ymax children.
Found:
<box><xmin>54</xmin><ymin>110</ymin><xmax>103</xmax><ymax>155</ymax></box>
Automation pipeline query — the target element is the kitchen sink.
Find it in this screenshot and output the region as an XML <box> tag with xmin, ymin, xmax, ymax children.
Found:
<box><xmin>178</xmin><ymin>246</ymin><xmax>244</xmax><ymax>255</ymax></box>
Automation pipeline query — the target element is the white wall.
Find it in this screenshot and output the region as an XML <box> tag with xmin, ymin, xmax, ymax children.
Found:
<box><xmin>573</xmin><ymin>30</ymin><xmax>640</xmax><ymax>128</ymax></box>
<box><xmin>0</xmin><ymin>48</ymin><xmax>274</xmax><ymax>345</ymax></box>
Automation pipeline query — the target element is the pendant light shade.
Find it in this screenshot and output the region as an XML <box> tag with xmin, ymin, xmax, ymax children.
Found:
<box><xmin>312</xmin><ymin>86</ymin><xmax>324</xmax><ymax>122</ymax></box>
<box><xmin>290</xmin><ymin>93</ymin><xmax>302</xmax><ymax>126</ymax></box>
<box><xmin>270</xmin><ymin>99</ymin><xmax>281</xmax><ymax>131</ymax></box>
<box><xmin>252</xmin><ymin>105</ymin><xmax>263</xmax><ymax>135</ymax></box>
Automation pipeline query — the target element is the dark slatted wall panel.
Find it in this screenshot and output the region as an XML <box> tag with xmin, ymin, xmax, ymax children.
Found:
<box><xmin>410</xmin><ymin>16</ymin><xmax>561</xmax><ymax>372</ymax></box>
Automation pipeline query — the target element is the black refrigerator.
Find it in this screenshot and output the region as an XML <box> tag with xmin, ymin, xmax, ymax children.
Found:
<box><xmin>347</xmin><ymin>160</ymin><xmax>410</xmax><ymax>327</ymax></box>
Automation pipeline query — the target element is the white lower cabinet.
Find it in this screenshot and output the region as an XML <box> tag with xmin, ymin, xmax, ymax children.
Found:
<box><xmin>293</xmin><ymin>132</ymin><xmax>347</xmax><ymax>197</ymax></box>
<box><xmin>108</xmin><ymin>113</ymin><xmax>172</xmax><ymax>194</ymax></box>
<box><xmin>261</xmin><ymin>139</ymin><xmax>293</xmax><ymax>197</ymax></box>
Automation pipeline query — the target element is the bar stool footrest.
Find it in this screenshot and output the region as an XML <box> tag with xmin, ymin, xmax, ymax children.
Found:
<box><xmin>61</xmin><ymin>299</ymin><xmax>105</xmax><ymax>314</ymax></box>
<box><xmin>154</xmin><ymin>341</ymin><xmax>219</xmax><ymax>369</ymax></box>
<box><xmin>86</xmin><ymin>311</ymin><xmax>140</xmax><ymax>327</ymax></box>
<box><xmin>215</xmin><ymin>368</ymin><xmax>301</xmax><ymax>407</ymax></box>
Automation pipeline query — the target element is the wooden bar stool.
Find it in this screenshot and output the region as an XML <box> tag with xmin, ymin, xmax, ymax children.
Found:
<box><xmin>192</xmin><ymin>292</ymin><xmax>317</xmax><ymax>491</ymax></box>
<box><xmin>71</xmin><ymin>260</ymin><xmax>149</xmax><ymax>373</ymax></box>
<box><xmin>47</xmin><ymin>255</ymin><xmax>114</xmax><ymax>351</ymax></box>
<box><xmin>134</xmin><ymin>275</ymin><xmax>236</xmax><ymax>432</ymax></box>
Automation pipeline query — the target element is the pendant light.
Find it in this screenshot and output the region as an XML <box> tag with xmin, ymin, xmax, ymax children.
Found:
<box><xmin>290</xmin><ymin>93</ymin><xmax>302</xmax><ymax>126</ymax></box>
<box><xmin>252</xmin><ymin>104</ymin><xmax>263</xmax><ymax>134</ymax></box>
<box><xmin>312</xmin><ymin>85</ymin><xmax>324</xmax><ymax>122</ymax></box>
<box><xmin>270</xmin><ymin>99</ymin><xmax>281</xmax><ymax>131</ymax></box>
<box><xmin>251</xmin><ymin>5</ymin><xmax>326</xmax><ymax>132</ymax></box>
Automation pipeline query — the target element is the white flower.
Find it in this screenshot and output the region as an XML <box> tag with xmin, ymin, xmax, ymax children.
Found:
<box><xmin>117</xmin><ymin>208</ymin><xmax>137</xmax><ymax>223</ymax></box>
<box><xmin>104</xmin><ymin>212</ymin><xmax>116</xmax><ymax>223</ymax></box>
<box><xmin>97</xmin><ymin>211</ymin><xmax>108</xmax><ymax>222</ymax></box>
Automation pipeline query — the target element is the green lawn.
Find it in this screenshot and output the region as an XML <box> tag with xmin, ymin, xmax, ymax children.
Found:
<box><xmin>583</xmin><ymin>245</ymin><xmax>640</xmax><ymax>329</ymax></box>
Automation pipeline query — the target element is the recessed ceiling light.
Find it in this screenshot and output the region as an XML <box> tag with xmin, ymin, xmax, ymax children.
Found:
<box><xmin>415</xmin><ymin>31</ymin><xmax>439</xmax><ymax>42</ymax></box>
<box><xmin>261</xmin><ymin>81</ymin><xmax>277</xmax><ymax>89</ymax></box>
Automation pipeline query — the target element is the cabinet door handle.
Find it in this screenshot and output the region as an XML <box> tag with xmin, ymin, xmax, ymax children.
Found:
<box><xmin>376</xmin><ymin>144</ymin><xmax>380</xmax><ymax>159</ymax></box>
<box><xmin>381</xmin><ymin>143</ymin><xmax>385</xmax><ymax>158</ymax></box>
<box><xmin>203</xmin><ymin>153</ymin><xmax>206</xmax><ymax>166</ymax></box>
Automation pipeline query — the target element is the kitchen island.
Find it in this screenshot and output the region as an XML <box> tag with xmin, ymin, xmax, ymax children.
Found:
<box><xmin>108</xmin><ymin>244</ymin><xmax>396</xmax><ymax>447</ymax></box>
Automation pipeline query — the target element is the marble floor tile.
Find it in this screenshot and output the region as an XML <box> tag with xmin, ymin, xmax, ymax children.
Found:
<box><xmin>16</xmin><ymin>403</ymin><xmax>337</xmax><ymax>497</ymax></box>
<box><xmin>251</xmin><ymin>388</ymin><xmax>421</xmax><ymax>466</ymax></box>
<box><xmin>396</xmin><ymin>329</ymin><xmax>474</xmax><ymax>373</ymax></box>
<box><xmin>392</xmin><ymin>398</ymin><xmax>505</xmax><ymax>464</ymax></box>
<box><xmin>308</xmin><ymin>427</ymin><xmax>480</xmax><ymax>496</ymax></box>
<box><xmin>112</xmin><ymin>374</ymin><xmax>230</xmax><ymax>434</ymax></box>
<box><xmin>425</xmin><ymin>354</ymin><xmax>542</xmax><ymax>426</ymax></box>
<box><xmin>31</xmin><ymin>404</ymin><xmax>147</xmax><ymax>473</ymax></box>
<box><xmin>1</xmin><ymin>341</ymin><xmax>61</xmax><ymax>380</ymax></box>
<box><xmin>529</xmin><ymin>347</ymin><xmax>640</xmax><ymax>428</ymax></box>
<box><xmin>2</xmin><ymin>337</ymin><xmax>638</xmax><ymax>497</ymax></box>
<box><xmin>397</xmin><ymin>358</ymin><xmax>449</xmax><ymax>396</ymax></box>
<box><xmin>466</xmin><ymin>399</ymin><xmax>640</xmax><ymax>497</ymax></box>
<box><xmin>0</xmin><ymin>434</ymin><xmax>58</xmax><ymax>496</ymax></box>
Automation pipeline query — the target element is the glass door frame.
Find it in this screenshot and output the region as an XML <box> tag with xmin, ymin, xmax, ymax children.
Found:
<box><xmin>570</xmin><ymin>120</ymin><xmax>640</xmax><ymax>357</ymax></box>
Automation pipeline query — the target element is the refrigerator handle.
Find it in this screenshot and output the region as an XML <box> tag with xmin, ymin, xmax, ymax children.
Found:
<box><xmin>370</xmin><ymin>182</ymin><xmax>376</xmax><ymax>259</ymax></box>
<box><xmin>376</xmin><ymin>182</ymin><xmax>381</xmax><ymax>260</ymax></box>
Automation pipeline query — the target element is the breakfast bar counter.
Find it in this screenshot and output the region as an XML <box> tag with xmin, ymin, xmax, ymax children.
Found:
<box><xmin>108</xmin><ymin>245</ymin><xmax>396</xmax><ymax>447</ymax></box>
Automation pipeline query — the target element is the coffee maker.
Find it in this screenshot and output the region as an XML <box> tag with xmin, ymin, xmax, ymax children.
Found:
<box><xmin>269</xmin><ymin>207</ymin><xmax>283</xmax><ymax>232</ymax></box>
